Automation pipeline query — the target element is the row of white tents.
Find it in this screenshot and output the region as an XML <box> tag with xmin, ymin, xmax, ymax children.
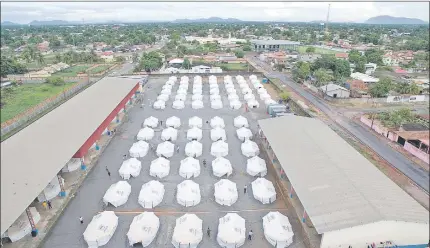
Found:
<box><xmin>83</xmin><ymin>211</ymin><xmax>293</xmax><ymax>248</ymax></box>
<box><xmin>233</xmin><ymin>75</ymin><xmax>260</xmax><ymax>109</ymax></box>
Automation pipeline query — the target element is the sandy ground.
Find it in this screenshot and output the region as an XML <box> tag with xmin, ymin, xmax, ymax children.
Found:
<box><xmin>41</xmin><ymin>75</ymin><xmax>306</xmax><ymax>248</ymax></box>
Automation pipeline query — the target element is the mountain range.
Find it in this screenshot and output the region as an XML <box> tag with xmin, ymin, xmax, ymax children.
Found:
<box><xmin>365</xmin><ymin>15</ymin><xmax>428</xmax><ymax>25</ymax></box>
<box><xmin>1</xmin><ymin>15</ymin><xmax>428</xmax><ymax>26</ymax></box>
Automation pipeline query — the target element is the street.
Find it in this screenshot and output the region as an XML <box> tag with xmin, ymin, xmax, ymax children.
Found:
<box><xmin>247</xmin><ymin>56</ymin><xmax>430</xmax><ymax>193</ymax></box>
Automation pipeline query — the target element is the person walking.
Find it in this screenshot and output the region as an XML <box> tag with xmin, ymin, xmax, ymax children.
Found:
<box><xmin>244</xmin><ymin>185</ymin><xmax>247</xmax><ymax>194</ymax></box>
<box><xmin>203</xmin><ymin>159</ymin><xmax>207</xmax><ymax>168</ymax></box>
<box><xmin>160</xmin><ymin>120</ymin><xmax>163</xmax><ymax>127</ymax></box>
<box><xmin>123</xmin><ymin>154</ymin><xmax>127</xmax><ymax>160</ymax></box>
<box><xmin>42</xmin><ymin>201</ymin><xmax>48</xmax><ymax>210</ymax></box>
<box><xmin>248</xmin><ymin>230</ymin><xmax>253</xmax><ymax>240</ymax></box>
<box><xmin>207</xmin><ymin>227</ymin><xmax>211</xmax><ymax>237</ymax></box>
<box><xmin>79</xmin><ymin>216</ymin><xmax>84</xmax><ymax>224</ymax></box>
<box><xmin>107</xmin><ymin>169</ymin><xmax>111</xmax><ymax>177</ymax></box>
<box><xmin>47</xmin><ymin>201</ymin><xmax>52</xmax><ymax>209</ymax></box>
<box><xmin>176</xmin><ymin>146</ymin><xmax>180</xmax><ymax>153</ymax></box>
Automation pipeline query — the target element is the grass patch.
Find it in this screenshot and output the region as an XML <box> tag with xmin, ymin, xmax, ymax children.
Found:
<box><xmin>1</xmin><ymin>83</ymin><xmax>76</xmax><ymax>123</ymax></box>
<box><xmin>88</xmin><ymin>64</ymin><xmax>111</xmax><ymax>74</ymax></box>
<box><xmin>53</xmin><ymin>65</ymin><xmax>90</xmax><ymax>77</ymax></box>
<box><xmin>298</xmin><ymin>46</ymin><xmax>337</xmax><ymax>55</ymax></box>
<box><xmin>216</xmin><ymin>63</ymin><xmax>249</xmax><ymax>71</ymax></box>
<box><xmin>25</xmin><ymin>53</ymin><xmax>58</xmax><ymax>70</ymax></box>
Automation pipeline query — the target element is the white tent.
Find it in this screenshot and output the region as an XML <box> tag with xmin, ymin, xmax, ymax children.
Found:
<box><xmin>247</xmin><ymin>99</ymin><xmax>260</xmax><ymax>108</ymax></box>
<box><xmin>172</xmin><ymin>100</ymin><xmax>185</xmax><ymax>110</ymax></box>
<box><xmin>103</xmin><ymin>181</ymin><xmax>132</xmax><ymax>207</ymax></box>
<box><xmin>265</xmin><ymin>99</ymin><xmax>277</xmax><ymax>106</ymax></box>
<box><xmin>157</xmin><ymin>94</ymin><xmax>169</xmax><ymax>101</ymax></box>
<box><xmin>217</xmin><ymin>213</ymin><xmax>246</xmax><ymax>248</ymax></box>
<box><xmin>138</xmin><ymin>180</ymin><xmax>165</xmax><ymax>208</ymax></box>
<box><xmin>226</xmin><ymin>87</ymin><xmax>236</xmax><ymax>94</ymax></box>
<box><xmin>143</xmin><ymin>116</ymin><xmax>158</xmax><ymax>128</ymax></box>
<box><xmin>257</xmin><ymin>88</ymin><xmax>268</xmax><ymax>95</ymax></box>
<box><xmin>179</xmin><ymin>157</ymin><xmax>201</xmax><ymax>179</ymax></box>
<box><xmin>127</xmin><ymin>212</ymin><xmax>160</xmax><ymax>247</ymax></box>
<box><xmin>176</xmin><ymin>180</ymin><xmax>201</xmax><ymax>207</ymax></box>
<box><xmin>172</xmin><ymin>214</ymin><xmax>203</xmax><ymax>248</ymax></box>
<box><xmin>214</xmin><ymin>179</ymin><xmax>238</xmax><ymax>206</ymax></box>
<box><xmin>194</xmin><ymin>76</ymin><xmax>202</xmax><ymax>82</ymax></box>
<box><xmin>166</xmin><ymin>116</ymin><xmax>181</xmax><ymax>128</ymax></box>
<box><xmin>161</xmin><ymin>88</ymin><xmax>172</xmax><ymax>95</ymax></box>
<box><xmin>137</xmin><ymin>127</ymin><xmax>155</xmax><ymax>141</ymax></box>
<box><xmin>244</xmin><ymin>93</ymin><xmax>255</xmax><ymax>101</ymax></box>
<box><xmin>237</xmin><ymin>127</ymin><xmax>253</xmax><ymax>141</ymax></box>
<box><xmin>241</xmin><ymin>88</ymin><xmax>252</xmax><ymax>95</ymax></box>
<box><xmin>238</xmin><ymin>82</ymin><xmax>249</xmax><ymax>89</ymax></box>
<box><xmin>150</xmin><ymin>157</ymin><xmax>170</xmax><ymax>178</ymax></box>
<box><xmin>263</xmin><ymin>211</ymin><xmax>294</xmax><ymax>247</ymax></box>
<box><xmin>185</xmin><ymin>141</ymin><xmax>203</xmax><ymax>158</ymax></box>
<box><xmin>83</xmin><ymin>211</ymin><xmax>118</xmax><ymax>248</ymax></box>
<box><xmin>169</xmin><ymin>76</ymin><xmax>178</xmax><ymax>82</ymax></box>
<box><xmin>119</xmin><ymin>158</ymin><xmax>142</xmax><ymax>180</ymax></box>
<box><xmin>192</xmin><ymin>100</ymin><xmax>204</xmax><ymax>109</ymax></box>
<box><xmin>175</xmin><ymin>94</ymin><xmax>187</xmax><ymax>101</ymax></box>
<box><xmin>181</xmin><ymin>76</ymin><xmax>189</xmax><ymax>81</ymax></box>
<box><xmin>187</xmin><ymin>127</ymin><xmax>203</xmax><ymax>141</ymax></box>
<box><xmin>210</xmin><ymin>94</ymin><xmax>221</xmax><ymax>101</ymax></box>
<box><xmin>229</xmin><ymin>100</ymin><xmax>242</xmax><ymax>110</ymax></box>
<box><xmin>192</xmin><ymin>94</ymin><xmax>203</xmax><ymax>101</ymax></box>
<box><xmin>210</xmin><ymin>116</ymin><xmax>225</xmax><ymax>128</ymax></box>
<box><xmin>177</xmin><ymin>88</ymin><xmax>188</xmax><ymax>95</ymax></box>
<box><xmin>188</xmin><ymin>116</ymin><xmax>203</xmax><ymax>128</ymax></box>
<box><xmin>249</xmin><ymin>75</ymin><xmax>257</xmax><ymax>80</ymax></box>
<box><xmin>211</xmin><ymin>127</ymin><xmax>227</xmax><ymax>141</ymax></box>
<box><xmin>212</xmin><ymin>157</ymin><xmax>233</xmax><ymax>177</ymax></box>
<box><xmin>179</xmin><ymin>84</ymin><xmax>189</xmax><ymax>91</ymax></box>
<box><xmin>234</xmin><ymin>116</ymin><xmax>249</xmax><ymax>128</ymax></box>
<box><xmin>161</xmin><ymin>127</ymin><xmax>178</xmax><ymax>141</ymax></box>
<box><xmin>156</xmin><ymin>141</ymin><xmax>175</xmax><ymax>158</ymax></box>
<box><xmin>129</xmin><ymin>141</ymin><xmax>149</xmax><ymax>158</ymax></box>
<box><xmin>225</xmin><ymin>83</ymin><xmax>235</xmax><ymax>89</ymax></box>
<box><xmin>209</xmin><ymin>83</ymin><xmax>219</xmax><ymax>89</ymax></box>
<box><xmin>153</xmin><ymin>100</ymin><xmax>166</xmax><ymax>110</ymax></box>
<box><xmin>246</xmin><ymin>156</ymin><xmax>267</xmax><ymax>177</ymax></box>
<box><xmin>251</xmin><ymin>177</ymin><xmax>277</xmax><ymax>204</ymax></box>
<box><xmin>253</xmin><ymin>83</ymin><xmax>264</xmax><ymax>89</ymax></box>
<box><xmin>37</xmin><ymin>175</ymin><xmax>64</xmax><ymax>202</ymax></box>
<box><xmin>260</xmin><ymin>93</ymin><xmax>272</xmax><ymax>101</ymax></box>
<box><xmin>165</xmin><ymin>80</ymin><xmax>175</xmax><ymax>86</ymax></box>
<box><xmin>211</xmin><ymin>100</ymin><xmax>223</xmax><ymax>109</ymax></box>
<box><xmin>163</xmin><ymin>84</ymin><xmax>173</xmax><ymax>90</ymax></box>
<box><xmin>6</xmin><ymin>207</ymin><xmax>41</xmax><ymax>242</ymax></box>
<box><xmin>62</xmin><ymin>158</ymin><xmax>81</xmax><ymax>172</ymax></box>
<box><xmin>241</xmin><ymin>140</ymin><xmax>259</xmax><ymax>157</ymax></box>
<box><xmin>192</xmin><ymin>88</ymin><xmax>202</xmax><ymax>95</ymax></box>
<box><xmin>211</xmin><ymin>140</ymin><xmax>229</xmax><ymax>157</ymax></box>
<box><xmin>210</xmin><ymin>88</ymin><xmax>220</xmax><ymax>95</ymax></box>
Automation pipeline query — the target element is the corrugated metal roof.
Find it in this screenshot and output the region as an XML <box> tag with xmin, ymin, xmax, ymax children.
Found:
<box><xmin>1</xmin><ymin>77</ymin><xmax>138</xmax><ymax>234</ymax></box>
<box><xmin>258</xmin><ymin>115</ymin><xmax>429</xmax><ymax>234</ymax></box>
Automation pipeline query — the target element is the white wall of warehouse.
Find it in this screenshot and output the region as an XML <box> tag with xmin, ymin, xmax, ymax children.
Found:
<box><xmin>321</xmin><ymin>221</ymin><xmax>429</xmax><ymax>248</ymax></box>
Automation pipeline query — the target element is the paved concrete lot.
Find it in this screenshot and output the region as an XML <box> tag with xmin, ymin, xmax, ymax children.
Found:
<box><xmin>42</xmin><ymin>75</ymin><xmax>306</xmax><ymax>248</ymax></box>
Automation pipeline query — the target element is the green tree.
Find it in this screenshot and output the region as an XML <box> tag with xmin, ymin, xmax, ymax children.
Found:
<box><xmin>54</xmin><ymin>53</ymin><xmax>62</xmax><ymax>63</ymax></box>
<box><xmin>242</xmin><ymin>45</ymin><xmax>252</xmax><ymax>51</ymax></box>
<box><xmin>132</xmin><ymin>53</ymin><xmax>139</xmax><ymax>63</ymax></box>
<box><xmin>182</xmin><ymin>58</ymin><xmax>191</xmax><ymax>69</ymax></box>
<box><xmin>396</xmin><ymin>83</ymin><xmax>421</xmax><ymax>95</ymax></box>
<box><xmin>292</xmin><ymin>61</ymin><xmax>310</xmax><ymax>83</ymax></box>
<box><xmin>279</xmin><ymin>92</ymin><xmax>290</xmax><ymax>101</ymax></box>
<box><xmin>46</xmin><ymin>76</ymin><xmax>65</xmax><ymax>86</ymax></box>
<box><xmin>365</xmin><ymin>49</ymin><xmax>383</xmax><ymax>66</ymax></box>
<box><xmin>234</xmin><ymin>50</ymin><xmax>244</xmax><ymax>58</ymax></box>
<box><xmin>35</xmin><ymin>52</ymin><xmax>45</xmax><ymax>66</ymax></box>
<box><xmin>115</xmin><ymin>56</ymin><xmax>126</xmax><ymax>63</ymax></box>
<box><xmin>314</xmin><ymin>68</ymin><xmax>333</xmax><ymax>86</ymax></box>
<box><xmin>305</xmin><ymin>47</ymin><xmax>316</xmax><ymax>54</ymax></box>
<box><xmin>368</xmin><ymin>77</ymin><xmax>394</xmax><ymax>98</ymax></box>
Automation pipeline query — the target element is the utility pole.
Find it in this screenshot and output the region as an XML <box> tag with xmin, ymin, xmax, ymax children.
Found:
<box><xmin>325</xmin><ymin>3</ymin><xmax>331</xmax><ymax>35</ymax></box>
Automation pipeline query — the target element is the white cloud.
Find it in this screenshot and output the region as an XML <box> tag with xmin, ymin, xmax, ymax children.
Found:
<box><xmin>1</xmin><ymin>2</ymin><xmax>429</xmax><ymax>24</ymax></box>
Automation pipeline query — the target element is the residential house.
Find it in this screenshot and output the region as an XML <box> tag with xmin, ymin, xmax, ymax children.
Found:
<box><xmin>345</xmin><ymin>79</ymin><xmax>369</xmax><ymax>97</ymax></box>
<box><xmin>350</xmin><ymin>72</ymin><xmax>379</xmax><ymax>84</ymax></box>
<box><xmin>365</xmin><ymin>63</ymin><xmax>377</xmax><ymax>75</ymax></box>
<box><xmin>335</xmin><ymin>53</ymin><xmax>349</xmax><ymax>60</ymax></box>
<box><xmin>299</xmin><ymin>54</ymin><xmax>322</xmax><ymax>63</ymax></box>
<box><xmin>168</xmin><ymin>58</ymin><xmax>184</xmax><ymax>67</ymax></box>
<box><xmin>191</xmin><ymin>65</ymin><xmax>222</xmax><ymax>73</ymax></box>
<box><xmin>100</xmin><ymin>51</ymin><xmax>114</xmax><ymax>62</ymax></box>
<box><xmin>319</xmin><ymin>83</ymin><xmax>351</xmax><ymax>98</ymax></box>
<box><xmin>37</xmin><ymin>41</ymin><xmax>50</xmax><ymax>52</ymax></box>
<box><xmin>94</xmin><ymin>42</ymin><xmax>108</xmax><ymax>51</ymax></box>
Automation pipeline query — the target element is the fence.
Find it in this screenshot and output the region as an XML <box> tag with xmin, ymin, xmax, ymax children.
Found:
<box><xmin>1</xmin><ymin>77</ymin><xmax>100</xmax><ymax>138</ymax></box>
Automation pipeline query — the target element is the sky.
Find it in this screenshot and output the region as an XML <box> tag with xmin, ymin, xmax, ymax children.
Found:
<box><xmin>1</xmin><ymin>1</ymin><xmax>429</xmax><ymax>24</ymax></box>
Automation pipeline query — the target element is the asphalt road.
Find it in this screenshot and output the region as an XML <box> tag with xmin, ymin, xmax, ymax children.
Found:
<box><xmin>248</xmin><ymin>56</ymin><xmax>430</xmax><ymax>193</ymax></box>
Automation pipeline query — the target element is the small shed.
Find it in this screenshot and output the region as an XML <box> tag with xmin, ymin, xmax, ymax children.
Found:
<box><xmin>319</xmin><ymin>84</ymin><xmax>350</xmax><ymax>98</ymax></box>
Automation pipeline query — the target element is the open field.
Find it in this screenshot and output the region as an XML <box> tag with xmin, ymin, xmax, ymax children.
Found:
<box><xmin>87</xmin><ymin>64</ymin><xmax>112</xmax><ymax>74</ymax></box>
<box><xmin>298</xmin><ymin>46</ymin><xmax>337</xmax><ymax>55</ymax></box>
<box><xmin>41</xmin><ymin>75</ymin><xmax>306</xmax><ymax>248</ymax></box>
<box><xmin>52</xmin><ymin>65</ymin><xmax>91</xmax><ymax>77</ymax></box>
<box><xmin>25</xmin><ymin>53</ymin><xmax>58</xmax><ymax>70</ymax></box>
<box><xmin>1</xmin><ymin>83</ymin><xmax>76</xmax><ymax>123</ymax></box>
<box><xmin>216</xmin><ymin>63</ymin><xmax>249</xmax><ymax>71</ymax></box>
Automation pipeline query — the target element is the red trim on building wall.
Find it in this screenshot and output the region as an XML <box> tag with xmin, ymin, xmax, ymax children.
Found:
<box><xmin>73</xmin><ymin>83</ymin><xmax>139</xmax><ymax>158</ymax></box>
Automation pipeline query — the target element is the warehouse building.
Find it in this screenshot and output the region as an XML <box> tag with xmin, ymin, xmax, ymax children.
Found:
<box><xmin>1</xmin><ymin>77</ymin><xmax>140</xmax><ymax>238</ymax></box>
<box><xmin>251</xmin><ymin>40</ymin><xmax>300</xmax><ymax>52</ymax></box>
<box><xmin>258</xmin><ymin>115</ymin><xmax>429</xmax><ymax>248</ymax></box>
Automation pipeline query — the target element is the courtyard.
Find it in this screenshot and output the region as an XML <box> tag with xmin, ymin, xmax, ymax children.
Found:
<box><xmin>41</xmin><ymin>74</ymin><xmax>306</xmax><ymax>248</ymax></box>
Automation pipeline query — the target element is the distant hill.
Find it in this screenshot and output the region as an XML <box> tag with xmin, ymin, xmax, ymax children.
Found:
<box><xmin>173</xmin><ymin>17</ymin><xmax>242</xmax><ymax>23</ymax></box>
<box><xmin>365</xmin><ymin>15</ymin><xmax>428</xmax><ymax>25</ymax></box>
<box><xmin>29</xmin><ymin>20</ymin><xmax>71</xmax><ymax>26</ymax></box>
<box><xmin>1</xmin><ymin>21</ymin><xmax>21</xmax><ymax>26</ymax></box>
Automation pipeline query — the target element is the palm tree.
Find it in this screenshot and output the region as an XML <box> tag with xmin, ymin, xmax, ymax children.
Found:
<box><xmin>36</xmin><ymin>52</ymin><xmax>45</xmax><ymax>66</ymax></box>
<box><xmin>54</xmin><ymin>53</ymin><xmax>62</xmax><ymax>63</ymax></box>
